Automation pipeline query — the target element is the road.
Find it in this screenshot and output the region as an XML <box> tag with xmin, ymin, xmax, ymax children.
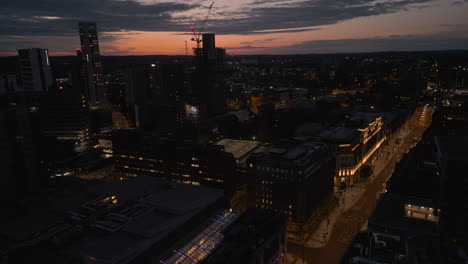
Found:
<box><xmin>286</xmin><ymin>105</ymin><xmax>434</xmax><ymax>264</ymax></box>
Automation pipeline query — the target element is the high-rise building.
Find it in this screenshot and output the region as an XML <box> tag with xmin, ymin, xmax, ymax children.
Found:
<box><xmin>192</xmin><ymin>33</ymin><xmax>227</xmax><ymax>117</ymax></box>
<box><xmin>202</xmin><ymin>33</ymin><xmax>216</xmax><ymax>49</ymax></box>
<box><xmin>40</xmin><ymin>84</ymin><xmax>92</xmax><ymax>150</ymax></box>
<box><xmin>18</xmin><ymin>48</ymin><xmax>53</xmax><ymax>92</ymax></box>
<box><xmin>78</xmin><ymin>22</ymin><xmax>104</xmax><ymax>105</ymax></box>
<box><xmin>0</xmin><ymin>73</ymin><xmax>19</xmax><ymax>94</ymax></box>
<box><xmin>0</xmin><ymin>92</ymin><xmax>47</xmax><ymax>202</ymax></box>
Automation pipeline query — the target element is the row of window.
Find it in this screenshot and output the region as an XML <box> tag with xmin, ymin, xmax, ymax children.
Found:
<box><xmin>120</xmin><ymin>166</ymin><xmax>223</xmax><ymax>183</ymax></box>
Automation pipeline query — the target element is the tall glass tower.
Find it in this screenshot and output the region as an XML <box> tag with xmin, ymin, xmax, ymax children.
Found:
<box><xmin>78</xmin><ymin>22</ymin><xmax>104</xmax><ymax>106</ymax></box>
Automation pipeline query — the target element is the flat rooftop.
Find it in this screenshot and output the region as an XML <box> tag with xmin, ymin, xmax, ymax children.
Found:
<box><xmin>249</xmin><ymin>141</ymin><xmax>329</xmax><ymax>168</ymax></box>
<box><xmin>203</xmin><ymin>208</ymin><xmax>286</xmax><ymax>264</ymax></box>
<box><xmin>216</xmin><ymin>139</ymin><xmax>261</xmax><ymax>160</ymax></box>
<box><xmin>368</xmin><ymin>193</ymin><xmax>438</xmax><ymax>237</ymax></box>
<box><xmin>2</xmin><ymin>176</ymin><xmax>224</xmax><ymax>264</ymax></box>
<box><xmin>349</xmin><ymin>112</ymin><xmax>381</xmax><ymax>124</ymax></box>
<box><xmin>434</xmin><ymin>136</ymin><xmax>468</xmax><ymax>160</ymax></box>
<box><xmin>295</xmin><ymin>122</ymin><xmax>359</xmax><ymax>142</ymax></box>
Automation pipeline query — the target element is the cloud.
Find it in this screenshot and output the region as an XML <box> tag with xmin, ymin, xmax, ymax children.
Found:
<box><xmin>0</xmin><ymin>0</ymin><xmax>436</xmax><ymax>37</ymax></box>
<box><xmin>262</xmin><ymin>38</ymin><xmax>281</xmax><ymax>42</ymax></box>
<box><xmin>0</xmin><ymin>0</ymin><xmax>464</xmax><ymax>54</ymax></box>
<box><xmin>224</xmin><ymin>45</ymin><xmax>269</xmax><ymax>50</ymax></box>
<box><xmin>207</xmin><ymin>0</ymin><xmax>435</xmax><ymax>34</ymax></box>
<box><xmin>263</xmin><ymin>31</ymin><xmax>468</xmax><ymax>54</ymax></box>
<box><xmin>0</xmin><ymin>0</ymin><xmax>198</xmax><ymax>36</ymax></box>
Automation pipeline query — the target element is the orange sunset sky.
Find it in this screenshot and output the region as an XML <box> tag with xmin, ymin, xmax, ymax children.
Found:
<box><xmin>1</xmin><ymin>0</ymin><xmax>468</xmax><ymax>55</ymax></box>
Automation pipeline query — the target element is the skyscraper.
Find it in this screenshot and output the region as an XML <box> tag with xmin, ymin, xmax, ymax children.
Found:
<box><xmin>78</xmin><ymin>22</ymin><xmax>104</xmax><ymax>106</ymax></box>
<box><xmin>18</xmin><ymin>48</ymin><xmax>53</xmax><ymax>92</ymax></box>
<box><xmin>192</xmin><ymin>33</ymin><xmax>227</xmax><ymax>116</ymax></box>
<box><xmin>202</xmin><ymin>33</ymin><xmax>215</xmax><ymax>49</ymax></box>
<box><xmin>0</xmin><ymin>92</ymin><xmax>47</xmax><ymax>202</ymax></box>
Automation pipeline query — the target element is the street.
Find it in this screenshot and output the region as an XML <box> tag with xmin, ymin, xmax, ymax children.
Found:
<box><xmin>285</xmin><ymin>105</ymin><xmax>434</xmax><ymax>264</ymax></box>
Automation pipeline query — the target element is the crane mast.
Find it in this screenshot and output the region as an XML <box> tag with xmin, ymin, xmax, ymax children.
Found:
<box><xmin>190</xmin><ymin>1</ymin><xmax>215</xmax><ymax>50</ymax></box>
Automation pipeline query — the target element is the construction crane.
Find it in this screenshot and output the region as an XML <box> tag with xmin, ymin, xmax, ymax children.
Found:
<box><xmin>190</xmin><ymin>1</ymin><xmax>215</xmax><ymax>49</ymax></box>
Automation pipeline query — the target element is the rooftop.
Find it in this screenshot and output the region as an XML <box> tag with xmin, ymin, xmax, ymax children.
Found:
<box><xmin>349</xmin><ymin>112</ymin><xmax>381</xmax><ymax>124</ymax></box>
<box><xmin>368</xmin><ymin>193</ymin><xmax>439</xmax><ymax>237</ymax></box>
<box><xmin>295</xmin><ymin>122</ymin><xmax>359</xmax><ymax>142</ymax></box>
<box><xmin>434</xmin><ymin>136</ymin><xmax>468</xmax><ymax>160</ymax></box>
<box><xmin>1</xmin><ymin>176</ymin><xmax>225</xmax><ymax>264</ymax></box>
<box><xmin>216</xmin><ymin>139</ymin><xmax>261</xmax><ymax>160</ymax></box>
<box><xmin>248</xmin><ymin>141</ymin><xmax>329</xmax><ymax>168</ymax></box>
<box><xmin>203</xmin><ymin>208</ymin><xmax>286</xmax><ymax>264</ymax></box>
<box><xmin>386</xmin><ymin>141</ymin><xmax>439</xmax><ymax>200</ymax></box>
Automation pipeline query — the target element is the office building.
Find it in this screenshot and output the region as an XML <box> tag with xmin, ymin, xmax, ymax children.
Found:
<box><xmin>0</xmin><ymin>73</ymin><xmax>19</xmax><ymax>93</ymax></box>
<box><xmin>0</xmin><ymin>92</ymin><xmax>46</xmax><ymax>202</ymax></box>
<box><xmin>40</xmin><ymin>84</ymin><xmax>92</xmax><ymax>149</ymax></box>
<box><xmin>246</xmin><ymin>141</ymin><xmax>333</xmax><ymax>228</ymax></box>
<box><xmin>112</xmin><ymin>130</ymin><xmax>237</xmax><ymax>196</ymax></box>
<box><xmin>18</xmin><ymin>48</ymin><xmax>53</xmax><ymax>92</ymax></box>
<box><xmin>296</xmin><ymin>112</ymin><xmax>386</xmax><ymax>188</ymax></box>
<box><xmin>192</xmin><ymin>33</ymin><xmax>227</xmax><ymax>117</ymax></box>
<box><xmin>78</xmin><ymin>22</ymin><xmax>104</xmax><ymax>105</ymax></box>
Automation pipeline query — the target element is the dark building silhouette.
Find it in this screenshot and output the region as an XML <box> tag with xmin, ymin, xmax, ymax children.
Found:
<box><xmin>112</xmin><ymin>130</ymin><xmax>237</xmax><ymax>197</ymax></box>
<box><xmin>78</xmin><ymin>22</ymin><xmax>104</xmax><ymax>105</ymax></box>
<box><xmin>40</xmin><ymin>84</ymin><xmax>92</xmax><ymax>150</ymax></box>
<box><xmin>18</xmin><ymin>48</ymin><xmax>53</xmax><ymax>92</ymax></box>
<box><xmin>0</xmin><ymin>92</ymin><xmax>46</xmax><ymax>202</ymax></box>
<box><xmin>0</xmin><ymin>176</ymin><xmax>229</xmax><ymax>264</ymax></box>
<box><xmin>246</xmin><ymin>141</ymin><xmax>333</xmax><ymax>228</ymax></box>
<box><xmin>435</xmin><ymin>136</ymin><xmax>468</xmax><ymax>253</ymax></box>
<box><xmin>0</xmin><ymin>73</ymin><xmax>19</xmax><ymax>93</ymax></box>
<box><xmin>192</xmin><ymin>33</ymin><xmax>227</xmax><ymax>117</ymax></box>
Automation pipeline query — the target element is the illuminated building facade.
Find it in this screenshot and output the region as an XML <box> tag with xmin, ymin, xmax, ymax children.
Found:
<box><xmin>18</xmin><ymin>48</ymin><xmax>53</xmax><ymax>92</ymax></box>
<box><xmin>338</xmin><ymin>113</ymin><xmax>385</xmax><ymax>186</ymax></box>
<box><xmin>78</xmin><ymin>22</ymin><xmax>104</xmax><ymax>105</ymax></box>
<box><xmin>246</xmin><ymin>141</ymin><xmax>333</xmax><ymax>226</ymax></box>
<box><xmin>297</xmin><ymin>112</ymin><xmax>386</xmax><ymax>188</ymax></box>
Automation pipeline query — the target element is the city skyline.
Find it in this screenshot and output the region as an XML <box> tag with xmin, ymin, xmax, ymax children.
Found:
<box><xmin>1</xmin><ymin>0</ymin><xmax>468</xmax><ymax>56</ymax></box>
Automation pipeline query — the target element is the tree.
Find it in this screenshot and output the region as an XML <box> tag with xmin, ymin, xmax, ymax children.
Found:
<box><xmin>395</xmin><ymin>138</ymin><xmax>402</xmax><ymax>145</ymax></box>
<box><xmin>360</xmin><ymin>165</ymin><xmax>374</xmax><ymax>180</ymax></box>
<box><xmin>339</xmin><ymin>181</ymin><xmax>347</xmax><ymax>191</ymax></box>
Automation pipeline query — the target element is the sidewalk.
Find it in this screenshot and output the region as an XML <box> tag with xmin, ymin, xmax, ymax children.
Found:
<box><xmin>305</xmin><ymin>182</ymin><xmax>366</xmax><ymax>248</ymax></box>
<box><xmin>284</xmin><ymin>253</ymin><xmax>310</xmax><ymax>264</ymax></box>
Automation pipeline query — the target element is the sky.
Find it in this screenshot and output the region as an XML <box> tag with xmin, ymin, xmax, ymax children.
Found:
<box><xmin>1</xmin><ymin>0</ymin><xmax>467</xmax><ymax>55</ymax></box>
